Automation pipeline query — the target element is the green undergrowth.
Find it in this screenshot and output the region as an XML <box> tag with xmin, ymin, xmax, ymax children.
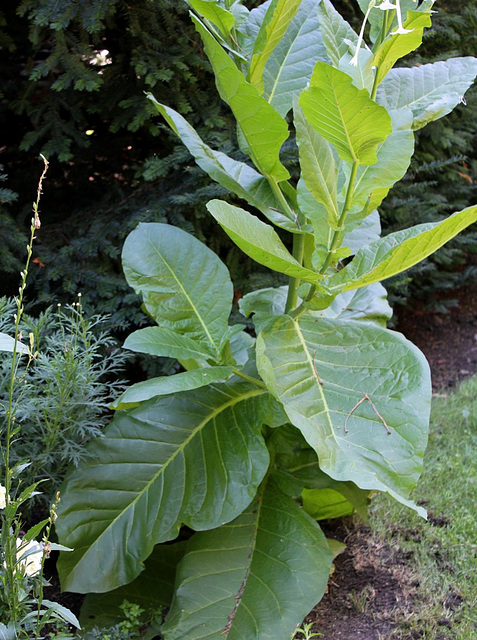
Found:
<box><xmin>370</xmin><ymin>376</ymin><xmax>477</xmax><ymax>640</ymax></box>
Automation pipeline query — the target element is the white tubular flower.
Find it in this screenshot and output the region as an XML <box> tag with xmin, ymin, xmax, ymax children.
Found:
<box><xmin>378</xmin><ymin>1</ymin><xmax>396</xmax><ymax>9</ymax></box>
<box><xmin>391</xmin><ymin>0</ymin><xmax>413</xmax><ymax>34</ymax></box>
<box><xmin>16</xmin><ymin>538</ymin><xmax>43</xmax><ymax>577</ymax></box>
<box><xmin>350</xmin><ymin>0</ymin><xmax>376</xmax><ymax>66</ymax></box>
<box><xmin>0</xmin><ymin>485</ymin><xmax>6</xmax><ymax>509</ymax></box>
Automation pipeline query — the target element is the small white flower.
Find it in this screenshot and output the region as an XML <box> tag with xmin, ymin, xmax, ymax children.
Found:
<box><xmin>350</xmin><ymin>0</ymin><xmax>376</xmax><ymax>67</ymax></box>
<box><xmin>390</xmin><ymin>0</ymin><xmax>414</xmax><ymax>35</ymax></box>
<box><xmin>16</xmin><ymin>538</ymin><xmax>44</xmax><ymax>577</ymax></box>
<box><xmin>378</xmin><ymin>1</ymin><xmax>396</xmax><ymax>9</ymax></box>
<box><xmin>0</xmin><ymin>485</ymin><xmax>6</xmax><ymax>509</ymax></box>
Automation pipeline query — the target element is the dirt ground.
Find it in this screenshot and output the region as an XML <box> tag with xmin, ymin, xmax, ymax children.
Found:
<box><xmin>305</xmin><ymin>285</ymin><xmax>477</xmax><ymax>640</ymax></box>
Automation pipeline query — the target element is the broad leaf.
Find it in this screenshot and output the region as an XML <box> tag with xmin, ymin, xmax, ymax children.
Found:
<box><xmin>249</xmin><ymin>0</ymin><xmax>302</xmax><ymax>95</ymax></box>
<box><xmin>257</xmin><ymin>315</ymin><xmax>431</xmax><ymax>513</ymax></box>
<box><xmin>327</xmin><ymin>205</ymin><xmax>477</xmax><ymax>293</ymax></box>
<box><xmin>207</xmin><ymin>199</ymin><xmax>325</xmax><ymax>284</ymax></box>
<box><xmin>124</xmin><ymin>326</ymin><xmax>215</xmax><ymax>361</ymax></box>
<box><xmin>294</xmin><ymin>101</ymin><xmax>340</xmax><ymax>228</ymax></box>
<box><xmin>299</xmin><ymin>62</ymin><xmax>392</xmax><ymax>165</ymax></box>
<box><xmin>56</xmin><ymin>378</ymin><xmax>272</xmax><ymax>593</ymax></box>
<box><xmin>80</xmin><ymin>542</ymin><xmax>186</xmax><ymax>629</ymax></box>
<box><xmin>262</xmin><ymin>0</ymin><xmax>328</xmax><ymax>116</ymax></box>
<box><xmin>189</xmin><ymin>0</ymin><xmax>235</xmax><ymax>40</ymax></box>
<box><xmin>148</xmin><ymin>97</ymin><xmax>298</xmax><ymax>231</ymax></box>
<box><xmin>192</xmin><ymin>16</ymin><xmax>290</xmax><ymax>181</ymax></box>
<box><xmin>297</xmin><ymin>178</ymin><xmax>334</xmax><ymax>250</ymax></box>
<box><xmin>162</xmin><ymin>480</ymin><xmax>332</xmax><ymax>640</ymax></box>
<box><xmin>377</xmin><ymin>57</ymin><xmax>477</xmax><ymax>130</ymax></box>
<box><xmin>122</xmin><ymin>223</ymin><xmax>232</xmax><ymax>356</ymax></box>
<box><xmin>373</xmin><ymin>10</ymin><xmax>433</xmax><ymax>87</ymax></box>
<box><xmin>302</xmin><ymin>487</ymin><xmax>355</xmax><ymax>520</ymax></box>
<box><xmin>111</xmin><ymin>366</ymin><xmax>234</xmax><ymax>409</ymax></box>
<box><xmin>317</xmin><ymin>0</ymin><xmax>359</xmax><ymax>68</ymax></box>
<box><xmin>343</xmin><ymin>209</ymin><xmax>381</xmax><ymax>254</ymax></box>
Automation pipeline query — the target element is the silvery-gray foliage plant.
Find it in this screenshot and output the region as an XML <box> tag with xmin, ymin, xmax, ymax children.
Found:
<box><xmin>55</xmin><ymin>1</ymin><xmax>477</xmax><ymax>638</ymax></box>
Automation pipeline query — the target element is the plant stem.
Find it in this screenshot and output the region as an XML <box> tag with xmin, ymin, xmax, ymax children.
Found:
<box><xmin>232</xmin><ymin>369</ymin><xmax>266</xmax><ymax>389</ymax></box>
<box><xmin>285</xmin><ymin>233</ymin><xmax>305</xmax><ymax>313</ymax></box>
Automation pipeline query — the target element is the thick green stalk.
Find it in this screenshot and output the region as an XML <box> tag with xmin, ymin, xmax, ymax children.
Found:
<box><xmin>232</xmin><ymin>368</ymin><xmax>267</xmax><ymax>389</ymax></box>
<box><xmin>285</xmin><ymin>233</ymin><xmax>305</xmax><ymax>313</ymax></box>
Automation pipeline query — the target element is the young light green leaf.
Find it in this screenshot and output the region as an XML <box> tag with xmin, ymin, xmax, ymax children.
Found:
<box><xmin>41</xmin><ymin>601</ymin><xmax>81</xmax><ymax>629</ymax></box>
<box><xmin>122</xmin><ymin>223</ymin><xmax>232</xmax><ymax>356</ymax></box>
<box><xmin>191</xmin><ymin>15</ymin><xmax>290</xmax><ymax>181</ymax></box>
<box><xmin>261</xmin><ymin>0</ymin><xmax>328</xmax><ymax>116</ymax></box>
<box><xmin>111</xmin><ymin>366</ymin><xmax>234</xmax><ymax>409</ymax></box>
<box><xmin>249</xmin><ymin>0</ymin><xmax>302</xmax><ymax>94</ymax></box>
<box><xmin>317</xmin><ymin>0</ymin><xmax>359</xmax><ymax>67</ymax></box>
<box><xmin>327</xmin><ymin>205</ymin><xmax>477</xmax><ymax>293</ymax></box>
<box><xmin>189</xmin><ymin>0</ymin><xmax>235</xmax><ymax>40</ymax></box>
<box><xmin>162</xmin><ymin>481</ymin><xmax>332</xmax><ymax>640</ymax></box>
<box><xmin>56</xmin><ymin>378</ymin><xmax>272</xmax><ymax>593</ymax></box>
<box><xmin>377</xmin><ymin>57</ymin><xmax>477</xmax><ymax>130</ymax></box>
<box><xmin>256</xmin><ymin>315</ymin><xmax>430</xmax><ymax>514</ymax></box>
<box><xmin>148</xmin><ymin>97</ymin><xmax>299</xmax><ymax>231</ymax></box>
<box><xmin>346</xmin><ymin>112</ymin><xmax>415</xmax><ymax>223</ymax></box>
<box><xmin>294</xmin><ymin>101</ymin><xmax>340</xmax><ymax>228</ymax></box>
<box><xmin>374</xmin><ymin>10</ymin><xmax>433</xmax><ymax>87</ymax></box>
<box><xmin>299</xmin><ymin>62</ymin><xmax>393</xmax><ymax>165</ymax></box>
<box><xmin>207</xmin><ymin>199</ymin><xmax>324</xmax><ymax>285</ymax></box>
<box><xmin>302</xmin><ymin>487</ymin><xmax>354</xmax><ymax>520</ymax></box>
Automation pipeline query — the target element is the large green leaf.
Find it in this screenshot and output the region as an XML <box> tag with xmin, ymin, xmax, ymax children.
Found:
<box><xmin>111</xmin><ymin>367</ymin><xmax>234</xmax><ymax>410</ymax></box>
<box><xmin>80</xmin><ymin>542</ymin><xmax>186</xmax><ymax>629</ymax></box>
<box><xmin>192</xmin><ymin>16</ymin><xmax>290</xmax><ymax>181</ymax></box>
<box><xmin>147</xmin><ymin>97</ymin><xmax>299</xmax><ymax>231</ymax></box>
<box><xmin>122</xmin><ymin>223</ymin><xmax>232</xmax><ymax>357</ymax></box>
<box><xmin>299</xmin><ymin>62</ymin><xmax>392</xmax><ymax>165</ymax></box>
<box><xmin>124</xmin><ymin>326</ymin><xmax>215</xmax><ymax>361</ymax></box>
<box><xmin>377</xmin><ymin>57</ymin><xmax>477</xmax><ymax>130</ymax></box>
<box><xmin>262</xmin><ymin>0</ymin><xmax>328</xmax><ymax>116</ymax></box>
<box><xmin>207</xmin><ymin>199</ymin><xmax>325</xmax><ymax>284</ymax></box>
<box><xmin>316</xmin><ymin>0</ymin><xmax>359</xmax><ymax>68</ymax></box>
<box><xmin>56</xmin><ymin>378</ymin><xmax>272</xmax><ymax>593</ymax></box>
<box><xmin>257</xmin><ymin>315</ymin><xmax>431</xmax><ymax>513</ymax></box>
<box><xmin>162</xmin><ymin>480</ymin><xmax>332</xmax><ymax>640</ymax></box>
<box><xmin>249</xmin><ymin>0</ymin><xmax>302</xmax><ymax>94</ymax></box>
<box><xmin>327</xmin><ymin>205</ymin><xmax>477</xmax><ymax>293</ymax></box>
<box><xmin>373</xmin><ymin>10</ymin><xmax>433</xmax><ymax>87</ymax></box>
<box><xmin>189</xmin><ymin>0</ymin><xmax>235</xmax><ymax>40</ymax></box>
<box><xmin>294</xmin><ymin>101</ymin><xmax>340</xmax><ymax>228</ymax></box>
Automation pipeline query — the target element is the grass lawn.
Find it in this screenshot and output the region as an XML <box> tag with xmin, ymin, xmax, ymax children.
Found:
<box><xmin>370</xmin><ymin>376</ymin><xmax>477</xmax><ymax>639</ymax></box>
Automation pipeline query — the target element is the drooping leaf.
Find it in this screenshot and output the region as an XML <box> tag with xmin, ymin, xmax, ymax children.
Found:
<box><xmin>56</xmin><ymin>378</ymin><xmax>272</xmax><ymax>593</ymax></box>
<box><xmin>124</xmin><ymin>326</ymin><xmax>215</xmax><ymax>361</ymax></box>
<box><xmin>373</xmin><ymin>10</ymin><xmax>433</xmax><ymax>87</ymax></box>
<box><xmin>162</xmin><ymin>480</ymin><xmax>332</xmax><ymax>640</ymax></box>
<box><xmin>189</xmin><ymin>0</ymin><xmax>235</xmax><ymax>40</ymax></box>
<box><xmin>249</xmin><ymin>0</ymin><xmax>302</xmax><ymax>95</ymax></box>
<box><xmin>327</xmin><ymin>205</ymin><xmax>477</xmax><ymax>293</ymax></box>
<box><xmin>316</xmin><ymin>0</ymin><xmax>359</xmax><ymax>68</ymax></box>
<box><xmin>299</xmin><ymin>62</ymin><xmax>393</xmax><ymax>165</ymax></box>
<box><xmin>111</xmin><ymin>367</ymin><xmax>235</xmax><ymax>409</ymax></box>
<box><xmin>262</xmin><ymin>0</ymin><xmax>328</xmax><ymax>116</ymax></box>
<box><xmin>147</xmin><ymin>97</ymin><xmax>298</xmax><ymax>232</ymax></box>
<box><xmin>257</xmin><ymin>315</ymin><xmax>431</xmax><ymax>513</ymax></box>
<box><xmin>294</xmin><ymin>101</ymin><xmax>340</xmax><ymax>228</ymax></box>
<box><xmin>80</xmin><ymin>542</ymin><xmax>186</xmax><ymax>629</ymax></box>
<box><xmin>122</xmin><ymin>223</ymin><xmax>232</xmax><ymax>357</ymax></box>
<box><xmin>192</xmin><ymin>16</ymin><xmax>290</xmax><ymax>181</ymax></box>
<box><xmin>207</xmin><ymin>199</ymin><xmax>325</xmax><ymax>285</ymax></box>
<box><xmin>376</xmin><ymin>57</ymin><xmax>477</xmax><ymax>130</ymax></box>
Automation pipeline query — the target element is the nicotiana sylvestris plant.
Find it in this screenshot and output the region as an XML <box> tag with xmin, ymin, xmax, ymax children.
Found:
<box><xmin>55</xmin><ymin>1</ymin><xmax>477</xmax><ymax>638</ymax></box>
